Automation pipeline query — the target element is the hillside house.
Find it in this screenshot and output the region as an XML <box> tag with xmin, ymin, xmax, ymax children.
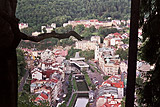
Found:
<box><xmin>31</xmin><ymin>68</ymin><xmax>43</xmax><ymax>80</ymax></box>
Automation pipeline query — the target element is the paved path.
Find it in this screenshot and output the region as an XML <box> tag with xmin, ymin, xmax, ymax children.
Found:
<box><xmin>62</xmin><ymin>74</ymin><xmax>69</xmax><ymax>94</ymax></box>
<box><xmin>67</xmin><ymin>90</ymin><xmax>74</xmax><ymax>106</ymax></box>
<box><xmin>91</xmin><ymin>90</ymin><xmax>98</xmax><ymax>107</ymax></box>
<box><xmin>18</xmin><ymin>70</ymin><xmax>29</xmax><ymax>92</ymax></box>
<box><xmin>87</xmin><ymin>60</ymin><xmax>104</xmax><ymax>84</ymax></box>
<box><xmin>87</xmin><ymin>60</ymin><xmax>105</xmax><ymax>107</ymax></box>
<box><xmin>74</xmin><ymin>91</ymin><xmax>89</xmax><ymax>94</ymax></box>
<box><xmin>88</xmin><ymin>60</ymin><xmax>104</xmax><ymax>75</ymax></box>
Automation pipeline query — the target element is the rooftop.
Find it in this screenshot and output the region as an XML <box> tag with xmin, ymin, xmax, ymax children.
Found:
<box><xmin>100</xmin><ymin>76</ymin><xmax>124</xmax><ymax>88</ymax></box>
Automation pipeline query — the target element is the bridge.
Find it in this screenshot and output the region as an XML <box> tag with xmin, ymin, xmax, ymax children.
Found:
<box><xmin>73</xmin><ymin>91</ymin><xmax>90</xmax><ymax>94</ymax></box>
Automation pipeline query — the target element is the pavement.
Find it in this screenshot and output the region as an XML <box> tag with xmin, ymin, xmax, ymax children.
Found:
<box><xmin>18</xmin><ymin>70</ymin><xmax>29</xmax><ymax>92</ymax></box>
<box><xmin>62</xmin><ymin>74</ymin><xmax>69</xmax><ymax>94</ymax></box>
<box><xmin>87</xmin><ymin>60</ymin><xmax>105</xmax><ymax>107</ymax></box>
<box><xmin>18</xmin><ymin>59</ymin><xmax>34</xmax><ymax>92</ymax></box>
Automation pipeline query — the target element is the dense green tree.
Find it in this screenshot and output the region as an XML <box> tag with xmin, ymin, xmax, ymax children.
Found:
<box><xmin>66</xmin><ymin>47</ymin><xmax>94</xmax><ymax>60</ymax></box>
<box><xmin>18</xmin><ymin>92</ymin><xmax>37</xmax><ymax>107</ymax></box>
<box><xmin>42</xmin><ymin>27</ymin><xmax>47</xmax><ymax>33</ymax></box>
<box><xmin>59</xmin><ymin>38</ymin><xmax>75</xmax><ymax>47</ymax></box>
<box><xmin>64</xmin><ymin>25</ymin><xmax>73</xmax><ymax>32</ymax></box>
<box><xmin>122</xmin><ymin>38</ymin><xmax>129</xmax><ymax>44</ymax></box>
<box><xmin>16</xmin><ymin>0</ymin><xmax>131</xmax><ymax>31</ymax></box>
<box><xmin>59</xmin><ymin>103</ymin><xmax>67</xmax><ymax>107</ymax></box>
<box><xmin>136</xmin><ymin>76</ymin><xmax>143</xmax><ymax>86</ymax></box>
<box><xmin>66</xmin><ymin>47</ymin><xmax>81</xmax><ymax>59</ymax></box>
<box><xmin>74</xmin><ymin>24</ymin><xmax>85</xmax><ymax>34</ymax></box>
<box><xmin>116</xmin><ymin>48</ymin><xmax>128</xmax><ymax>61</ymax></box>
<box><xmin>98</xmin><ymin>27</ymin><xmax>119</xmax><ymax>38</ymax></box>
<box><xmin>55</xmin><ymin>27</ymin><xmax>66</xmax><ymax>33</ymax></box>
<box><xmin>23</xmin><ymin>83</ymin><xmax>30</xmax><ymax>93</ymax></box>
<box><xmin>136</xmin><ymin>0</ymin><xmax>160</xmax><ymax>106</ymax></box>
<box><xmin>82</xmin><ymin>28</ymin><xmax>92</xmax><ymax>39</ymax></box>
<box><xmin>21</xmin><ymin>27</ymin><xmax>35</xmax><ymax>35</ymax></box>
<box><xmin>17</xmin><ymin>49</ymin><xmax>27</xmax><ymax>82</ymax></box>
<box><xmin>79</xmin><ymin>50</ymin><xmax>94</xmax><ymax>60</ymax></box>
<box><xmin>89</xmin><ymin>25</ymin><xmax>96</xmax><ymax>33</ymax></box>
<box><xmin>103</xmin><ymin>75</ymin><xmax>110</xmax><ymax>80</ymax></box>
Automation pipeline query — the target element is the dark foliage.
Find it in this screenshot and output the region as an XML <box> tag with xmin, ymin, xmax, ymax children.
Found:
<box><xmin>17</xmin><ymin>49</ymin><xmax>27</xmax><ymax>82</ymax></box>
<box><xmin>116</xmin><ymin>48</ymin><xmax>128</xmax><ymax>61</ymax></box>
<box><xmin>16</xmin><ymin>0</ymin><xmax>131</xmax><ymax>29</ymax></box>
<box><xmin>137</xmin><ymin>0</ymin><xmax>160</xmax><ymax>106</ymax></box>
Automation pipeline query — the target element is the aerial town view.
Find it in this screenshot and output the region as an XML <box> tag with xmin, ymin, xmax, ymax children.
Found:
<box><xmin>2</xmin><ymin>0</ymin><xmax>159</xmax><ymax>107</ymax></box>
<box><xmin>17</xmin><ymin>17</ymin><xmax>152</xmax><ymax>107</ymax></box>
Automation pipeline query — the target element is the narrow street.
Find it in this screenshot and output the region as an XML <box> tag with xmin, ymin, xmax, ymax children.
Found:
<box><xmin>87</xmin><ymin>70</ymin><xmax>104</xmax><ymax>85</ymax></box>
<box><xmin>87</xmin><ymin>60</ymin><xmax>104</xmax><ymax>85</ymax></box>
<box><xmin>87</xmin><ymin>60</ymin><xmax>105</xmax><ymax>107</ymax></box>
<box><xmin>18</xmin><ymin>70</ymin><xmax>29</xmax><ymax>92</ymax></box>
<box><xmin>62</xmin><ymin>74</ymin><xmax>69</xmax><ymax>94</ymax></box>
<box><xmin>18</xmin><ymin>59</ymin><xmax>34</xmax><ymax>92</ymax></box>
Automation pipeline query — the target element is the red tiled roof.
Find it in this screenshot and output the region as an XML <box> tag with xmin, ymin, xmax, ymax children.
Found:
<box><xmin>114</xmin><ymin>33</ymin><xmax>121</xmax><ymax>36</ymax></box>
<box><xmin>31</xmin><ymin>78</ymin><xmax>58</xmax><ymax>84</ymax></box>
<box><xmin>48</xmin><ymin>78</ymin><xmax>58</xmax><ymax>83</ymax></box>
<box><xmin>40</xmin><ymin>93</ymin><xmax>48</xmax><ymax>99</ymax></box>
<box><xmin>90</xmin><ymin>19</ymin><xmax>98</xmax><ymax>22</ymax></box>
<box><xmin>101</xmin><ymin>76</ymin><xmax>124</xmax><ymax>88</ymax></box>
<box><xmin>104</xmin><ymin>103</ymin><xmax>121</xmax><ymax>107</ymax></box>
<box><xmin>35</xmin><ymin>97</ymin><xmax>41</xmax><ymax>102</ymax></box>
<box><xmin>31</xmin><ymin>79</ymin><xmax>38</xmax><ymax>83</ymax></box>
<box><xmin>31</xmin><ymin>79</ymin><xmax>47</xmax><ymax>84</ymax></box>
<box><xmin>31</xmin><ymin>68</ymin><xmax>42</xmax><ymax>74</ymax></box>
<box><xmin>54</xmin><ymin>50</ymin><xmax>68</xmax><ymax>56</ymax></box>
<box><xmin>43</xmin><ymin>69</ymin><xmax>59</xmax><ymax>78</ymax></box>
<box><xmin>43</xmin><ymin>62</ymin><xmax>53</xmax><ymax>65</ymax></box>
<box><xmin>75</xmin><ymin>21</ymin><xmax>80</xmax><ymax>23</ymax></box>
<box><xmin>52</xmin><ymin>65</ymin><xmax>59</xmax><ymax>67</ymax></box>
<box><xmin>111</xmin><ymin>81</ymin><xmax>124</xmax><ymax>88</ymax></box>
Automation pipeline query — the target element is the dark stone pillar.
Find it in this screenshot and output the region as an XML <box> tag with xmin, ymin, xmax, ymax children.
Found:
<box><xmin>0</xmin><ymin>49</ymin><xmax>17</xmax><ymax>107</ymax></box>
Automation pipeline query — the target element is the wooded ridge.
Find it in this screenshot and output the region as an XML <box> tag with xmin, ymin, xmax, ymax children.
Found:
<box><xmin>16</xmin><ymin>0</ymin><xmax>131</xmax><ymax>29</ymax></box>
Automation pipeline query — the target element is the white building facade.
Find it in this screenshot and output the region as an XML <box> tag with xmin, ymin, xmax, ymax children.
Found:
<box><xmin>31</xmin><ymin>68</ymin><xmax>42</xmax><ymax>80</ymax></box>
<box><xmin>41</xmin><ymin>49</ymin><xmax>54</xmax><ymax>61</ymax></box>
<box><xmin>75</xmin><ymin>40</ymin><xmax>98</xmax><ymax>51</ymax></box>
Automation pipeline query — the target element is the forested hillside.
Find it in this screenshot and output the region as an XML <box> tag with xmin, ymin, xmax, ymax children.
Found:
<box><xmin>16</xmin><ymin>0</ymin><xmax>131</xmax><ymax>29</ymax></box>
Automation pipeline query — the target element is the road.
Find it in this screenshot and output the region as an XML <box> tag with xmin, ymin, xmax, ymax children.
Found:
<box><xmin>74</xmin><ymin>91</ymin><xmax>90</xmax><ymax>94</ymax></box>
<box><xmin>18</xmin><ymin>70</ymin><xmax>29</xmax><ymax>92</ymax></box>
<box><xmin>87</xmin><ymin>60</ymin><xmax>104</xmax><ymax>85</ymax></box>
<box><xmin>88</xmin><ymin>60</ymin><xmax>105</xmax><ymax>75</ymax></box>
<box><xmin>62</xmin><ymin>74</ymin><xmax>69</xmax><ymax>94</ymax></box>
<box><xmin>90</xmin><ymin>89</ymin><xmax>99</xmax><ymax>107</ymax></box>
<box><xmin>18</xmin><ymin>59</ymin><xmax>34</xmax><ymax>92</ymax></box>
<box><xmin>87</xmin><ymin>60</ymin><xmax>105</xmax><ymax>107</ymax></box>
